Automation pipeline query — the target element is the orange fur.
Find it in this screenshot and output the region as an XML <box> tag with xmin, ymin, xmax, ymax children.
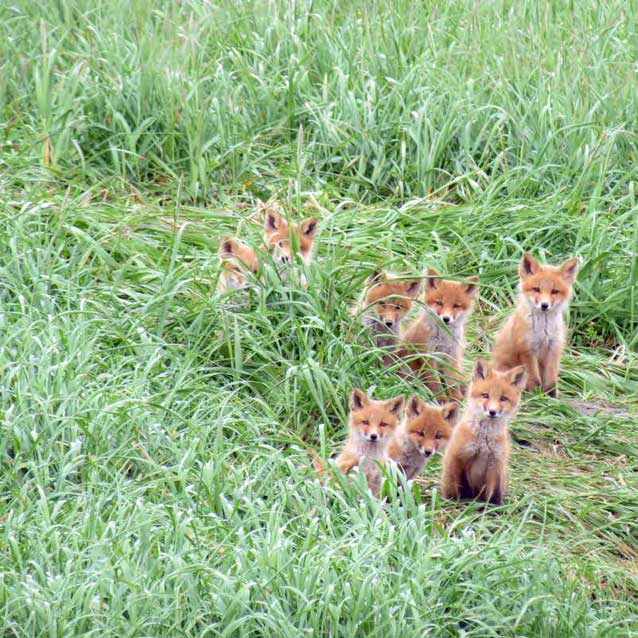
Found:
<box><xmin>388</xmin><ymin>396</ymin><xmax>458</xmax><ymax>480</ymax></box>
<box><xmin>399</xmin><ymin>268</ymin><xmax>479</xmax><ymax>399</ymax></box>
<box><xmin>440</xmin><ymin>358</ymin><xmax>526</xmax><ymax>505</ymax></box>
<box><xmin>492</xmin><ymin>253</ymin><xmax>578</xmax><ymax>396</ymax></box>
<box><xmin>218</xmin><ymin>237</ymin><xmax>260</xmax><ymax>291</ymax></box>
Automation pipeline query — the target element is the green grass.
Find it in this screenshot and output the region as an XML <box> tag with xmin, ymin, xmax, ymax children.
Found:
<box><xmin>1</xmin><ymin>0</ymin><xmax>637</xmax><ymax>635</ymax></box>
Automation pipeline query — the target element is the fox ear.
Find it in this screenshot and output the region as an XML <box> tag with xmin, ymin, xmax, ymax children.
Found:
<box><xmin>464</xmin><ymin>275</ymin><xmax>479</xmax><ymax>298</ymax></box>
<box><xmin>403</xmin><ymin>279</ymin><xmax>421</xmax><ymax>297</ymax></box>
<box><xmin>519</xmin><ymin>253</ymin><xmax>540</xmax><ymax>278</ymax></box>
<box><xmin>367</xmin><ymin>269</ymin><xmax>385</xmax><ymax>286</ymax></box>
<box><xmin>473</xmin><ymin>358</ymin><xmax>489</xmax><ymax>381</ymax></box>
<box><xmin>385</xmin><ymin>395</ymin><xmax>405</xmax><ymax>417</ymax></box>
<box><xmin>300</xmin><ymin>217</ymin><xmax>319</xmax><ymax>239</ymax></box>
<box><xmin>441</xmin><ymin>402</ymin><xmax>459</xmax><ymax>424</ymax></box>
<box><xmin>219</xmin><ymin>237</ymin><xmax>237</xmax><ymax>257</ymax></box>
<box><xmin>350</xmin><ymin>388</ymin><xmax>370</xmax><ymax>411</ymax></box>
<box><xmin>507</xmin><ymin>366</ymin><xmax>527</xmax><ymax>389</ymax></box>
<box><xmin>425</xmin><ymin>267</ymin><xmax>440</xmax><ymax>290</ymax></box>
<box><xmin>406</xmin><ymin>395</ymin><xmax>425</xmax><ymax>418</ymax></box>
<box><xmin>264</xmin><ymin>210</ymin><xmax>283</xmax><ymax>233</ymax></box>
<box><xmin>560</xmin><ymin>257</ymin><xmax>579</xmax><ymax>283</ymax></box>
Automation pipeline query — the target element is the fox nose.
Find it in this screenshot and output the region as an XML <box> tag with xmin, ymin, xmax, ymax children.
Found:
<box><xmin>442</xmin><ymin>316</ymin><xmax>450</xmax><ymax>324</ymax></box>
<box><xmin>540</xmin><ymin>302</ymin><xmax>549</xmax><ymax>311</ymax></box>
<box><xmin>423</xmin><ymin>449</ymin><xmax>433</xmax><ymax>457</ymax></box>
<box><xmin>369</xmin><ymin>433</ymin><xmax>378</xmax><ymax>441</ymax></box>
<box><xmin>281</xmin><ymin>255</ymin><xmax>290</xmax><ymax>264</ymax></box>
<box><xmin>384</xmin><ymin>320</ymin><xmax>394</xmax><ymax>328</ymax></box>
<box><xmin>488</xmin><ymin>409</ymin><xmax>497</xmax><ymax>418</ymax></box>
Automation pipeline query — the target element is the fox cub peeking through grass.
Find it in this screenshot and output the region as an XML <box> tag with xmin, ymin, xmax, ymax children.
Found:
<box><xmin>492</xmin><ymin>253</ymin><xmax>579</xmax><ymax>396</ymax></box>
<box><xmin>388</xmin><ymin>396</ymin><xmax>458</xmax><ymax>480</ymax></box>
<box><xmin>218</xmin><ymin>237</ymin><xmax>260</xmax><ymax>292</ymax></box>
<box><xmin>263</xmin><ymin>208</ymin><xmax>319</xmax><ymax>271</ymax></box>
<box><xmin>399</xmin><ymin>268</ymin><xmax>479</xmax><ymax>399</ymax></box>
<box><xmin>355</xmin><ymin>270</ymin><xmax>421</xmax><ymax>365</ymax></box>
<box><xmin>313</xmin><ymin>388</ymin><xmax>405</xmax><ymax>497</ymax></box>
<box><xmin>440</xmin><ymin>358</ymin><xmax>526</xmax><ymax>505</ymax></box>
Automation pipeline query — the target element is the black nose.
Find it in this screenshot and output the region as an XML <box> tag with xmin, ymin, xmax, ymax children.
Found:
<box><xmin>540</xmin><ymin>302</ymin><xmax>549</xmax><ymax>310</ymax></box>
<box><xmin>423</xmin><ymin>449</ymin><xmax>432</xmax><ymax>457</ymax></box>
<box><xmin>488</xmin><ymin>409</ymin><xmax>497</xmax><ymax>418</ymax></box>
<box><xmin>442</xmin><ymin>316</ymin><xmax>450</xmax><ymax>324</ymax></box>
<box><xmin>281</xmin><ymin>255</ymin><xmax>290</xmax><ymax>264</ymax></box>
<box><xmin>369</xmin><ymin>433</ymin><xmax>378</xmax><ymax>441</ymax></box>
<box><xmin>384</xmin><ymin>320</ymin><xmax>394</xmax><ymax>327</ymax></box>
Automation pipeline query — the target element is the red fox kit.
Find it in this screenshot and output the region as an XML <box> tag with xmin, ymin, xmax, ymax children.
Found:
<box><xmin>355</xmin><ymin>270</ymin><xmax>421</xmax><ymax>363</ymax></box>
<box><xmin>387</xmin><ymin>396</ymin><xmax>458</xmax><ymax>480</ymax></box>
<box><xmin>263</xmin><ymin>208</ymin><xmax>319</xmax><ymax>269</ymax></box>
<box><xmin>440</xmin><ymin>358</ymin><xmax>526</xmax><ymax>505</ymax></box>
<box><xmin>492</xmin><ymin>253</ymin><xmax>579</xmax><ymax>396</ymax></box>
<box><xmin>400</xmin><ymin>268</ymin><xmax>479</xmax><ymax>399</ymax></box>
<box><xmin>218</xmin><ymin>237</ymin><xmax>260</xmax><ymax>292</ymax></box>
<box><xmin>314</xmin><ymin>388</ymin><xmax>404</xmax><ymax>497</ymax></box>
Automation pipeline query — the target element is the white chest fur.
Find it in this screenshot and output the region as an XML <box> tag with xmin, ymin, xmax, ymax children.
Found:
<box><xmin>527</xmin><ymin>309</ymin><xmax>564</xmax><ymax>354</ymax></box>
<box><xmin>423</xmin><ymin>312</ymin><xmax>464</xmax><ymax>359</ymax></box>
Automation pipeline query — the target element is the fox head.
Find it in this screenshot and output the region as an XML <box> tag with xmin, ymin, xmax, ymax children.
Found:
<box><xmin>263</xmin><ymin>208</ymin><xmax>319</xmax><ymax>267</ymax></box>
<box><xmin>424</xmin><ymin>268</ymin><xmax>479</xmax><ymax>327</ymax></box>
<box><xmin>403</xmin><ymin>396</ymin><xmax>458</xmax><ymax>458</ymax></box>
<box><xmin>518</xmin><ymin>253</ymin><xmax>579</xmax><ymax>314</ymax></box>
<box><xmin>349</xmin><ymin>388</ymin><xmax>404</xmax><ymax>445</ymax></box>
<box><xmin>218</xmin><ymin>237</ymin><xmax>260</xmax><ymax>291</ymax></box>
<box><xmin>469</xmin><ymin>358</ymin><xmax>526</xmax><ymax>422</ymax></box>
<box><xmin>363</xmin><ymin>270</ymin><xmax>421</xmax><ymax>333</ymax></box>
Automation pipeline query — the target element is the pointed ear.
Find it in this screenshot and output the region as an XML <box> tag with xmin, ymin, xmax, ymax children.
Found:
<box><xmin>300</xmin><ymin>217</ymin><xmax>319</xmax><ymax>239</ymax></box>
<box><xmin>349</xmin><ymin>388</ymin><xmax>369</xmax><ymax>411</ymax></box>
<box><xmin>507</xmin><ymin>366</ymin><xmax>527</xmax><ymax>389</ymax></box>
<box><xmin>367</xmin><ymin>270</ymin><xmax>385</xmax><ymax>286</ymax></box>
<box><xmin>403</xmin><ymin>279</ymin><xmax>421</xmax><ymax>297</ymax></box>
<box><xmin>385</xmin><ymin>395</ymin><xmax>405</xmax><ymax>417</ymax></box>
<box><xmin>464</xmin><ymin>275</ymin><xmax>479</xmax><ymax>298</ymax></box>
<box><xmin>219</xmin><ymin>237</ymin><xmax>237</xmax><ymax>257</ymax></box>
<box><xmin>264</xmin><ymin>210</ymin><xmax>283</xmax><ymax>233</ymax></box>
<box><xmin>560</xmin><ymin>257</ymin><xmax>579</xmax><ymax>283</ymax></box>
<box><xmin>440</xmin><ymin>402</ymin><xmax>459</xmax><ymax>425</ymax></box>
<box><xmin>519</xmin><ymin>253</ymin><xmax>540</xmax><ymax>278</ymax></box>
<box><xmin>473</xmin><ymin>358</ymin><xmax>489</xmax><ymax>381</ymax></box>
<box><xmin>406</xmin><ymin>395</ymin><xmax>425</xmax><ymax>418</ymax></box>
<box><xmin>425</xmin><ymin>267</ymin><xmax>440</xmax><ymax>290</ymax></box>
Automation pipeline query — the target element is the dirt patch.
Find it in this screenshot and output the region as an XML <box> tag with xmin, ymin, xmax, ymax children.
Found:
<box><xmin>568</xmin><ymin>398</ymin><xmax>635</xmax><ymax>418</ymax></box>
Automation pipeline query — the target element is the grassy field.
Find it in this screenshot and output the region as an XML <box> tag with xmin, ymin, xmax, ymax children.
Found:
<box><xmin>1</xmin><ymin>0</ymin><xmax>637</xmax><ymax>635</ymax></box>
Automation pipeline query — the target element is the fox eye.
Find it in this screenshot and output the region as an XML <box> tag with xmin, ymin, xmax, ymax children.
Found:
<box><xmin>532</xmin><ymin>286</ymin><xmax>541</xmax><ymax>293</ymax></box>
<box><xmin>480</xmin><ymin>393</ymin><xmax>489</xmax><ymax>399</ymax></box>
<box><xmin>435</xmin><ymin>432</ymin><xmax>442</xmax><ymax>440</ymax></box>
<box><xmin>435</xmin><ymin>301</ymin><xmax>443</xmax><ymax>306</ymax></box>
<box><xmin>417</xmin><ymin>431</ymin><xmax>425</xmax><ymax>437</ymax></box>
<box><xmin>500</xmin><ymin>395</ymin><xmax>509</xmax><ymax>402</ymax></box>
<box><xmin>379</xmin><ymin>422</ymin><xmax>388</xmax><ymax>428</ymax></box>
<box><xmin>453</xmin><ymin>304</ymin><xmax>461</xmax><ymax>309</ymax></box>
<box><xmin>393</xmin><ymin>304</ymin><xmax>402</xmax><ymax>311</ymax></box>
<box><xmin>551</xmin><ymin>289</ymin><xmax>559</xmax><ymax>295</ymax></box>
<box><xmin>361</xmin><ymin>420</ymin><xmax>369</xmax><ymax>425</ymax></box>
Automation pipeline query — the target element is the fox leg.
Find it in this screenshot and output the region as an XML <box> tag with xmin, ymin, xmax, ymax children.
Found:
<box><xmin>483</xmin><ymin>469</ymin><xmax>504</xmax><ymax>505</ymax></box>
<box><xmin>335</xmin><ymin>449</ymin><xmax>359</xmax><ymax>475</ymax></box>
<box><xmin>440</xmin><ymin>458</ymin><xmax>464</xmax><ymax>500</ymax></box>
<box><xmin>540</xmin><ymin>349</ymin><xmax>560</xmax><ymax>397</ymax></box>
<box><xmin>521</xmin><ymin>353</ymin><xmax>541</xmax><ymax>391</ymax></box>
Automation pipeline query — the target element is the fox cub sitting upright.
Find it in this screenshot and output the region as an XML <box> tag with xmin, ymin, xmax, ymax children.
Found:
<box><xmin>319</xmin><ymin>388</ymin><xmax>405</xmax><ymax>497</ymax></box>
<box><xmin>492</xmin><ymin>253</ymin><xmax>579</xmax><ymax>396</ymax></box>
<box><xmin>355</xmin><ymin>270</ymin><xmax>421</xmax><ymax>365</ymax></box>
<box><xmin>440</xmin><ymin>358</ymin><xmax>526</xmax><ymax>505</ymax></box>
<box><xmin>388</xmin><ymin>396</ymin><xmax>458</xmax><ymax>480</ymax></box>
<box><xmin>400</xmin><ymin>268</ymin><xmax>479</xmax><ymax>399</ymax></box>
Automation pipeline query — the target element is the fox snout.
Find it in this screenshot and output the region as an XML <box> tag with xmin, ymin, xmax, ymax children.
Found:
<box><xmin>364</xmin><ymin>431</ymin><xmax>383</xmax><ymax>442</ymax></box>
<box><xmin>420</xmin><ymin>447</ymin><xmax>434</xmax><ymax>457</ymax></box>
<box><xmin>483</xmin><ymin>403</ymin><xmax>503</xmax><ymax>418</ymax></box>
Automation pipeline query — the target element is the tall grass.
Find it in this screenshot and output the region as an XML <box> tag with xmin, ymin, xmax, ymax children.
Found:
<box><xmin>0</xmin><ymin>1</ymin><xmax>637</xmax><ymax>636</ymax></box>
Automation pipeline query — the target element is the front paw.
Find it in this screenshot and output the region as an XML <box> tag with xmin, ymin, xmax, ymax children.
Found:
<box><xmin>526</xmin><ymin>378</ymin><xmax>542</xmax><ymax>392</ymax></box>
<box><xmin>544</xmin><ymin>386</ymin><xmax>558</xmax><ymax>398</ymax></box>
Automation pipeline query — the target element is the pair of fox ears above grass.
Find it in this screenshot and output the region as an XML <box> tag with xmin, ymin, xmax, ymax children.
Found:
<box><xmin>366</xmin><ymin>268</ymin><xmax>479</xmax><ymax>295</ymax></box>
<box><xmin>349</xmin><ymin>388</ymin><xmax>404</xmax><ymax>415</ymax></box>
<box><xmin>349</xmin><ymin>388</ymin><xmax>458</xmax><ymax>421</ymax></box>
<box><xmin>472</xmin><ymin>358</ymin><xmax>527</xmax><ymax>388</ymax></box>
<box><xmin>519</xmin><ymin>253</ymin><xmax>580</xmax><ymax>283</ymax></box>
<box><xmin>263</xmin><ymin>209</ymin><xmax>319</xmax><ymax>238</ymax></box>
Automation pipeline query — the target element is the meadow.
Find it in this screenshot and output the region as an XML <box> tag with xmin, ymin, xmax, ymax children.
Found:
<box><xmin>1</xmin><ymin>0</ymin><xmax>637</xmax><ymax>635</ymax></box>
